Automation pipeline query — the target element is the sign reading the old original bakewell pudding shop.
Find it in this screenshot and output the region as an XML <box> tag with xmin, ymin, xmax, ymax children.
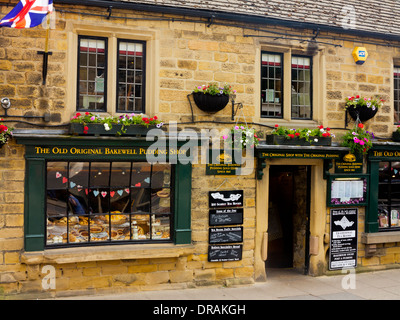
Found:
<box><xmin>329</xmin><ymin>208</ymin><xmax>358</xmax><ymax>270</ymax></box>
<box><xmin>208</xmin><ymin>190</ymin><xmax>243</xmax><ymax>208</ymax></box>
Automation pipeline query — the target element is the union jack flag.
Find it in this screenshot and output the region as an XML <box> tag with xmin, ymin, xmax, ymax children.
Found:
<box><xmin>0</xmin><ymin>0</ymin><xmax>53</xmax><ymax>29</ymax></box>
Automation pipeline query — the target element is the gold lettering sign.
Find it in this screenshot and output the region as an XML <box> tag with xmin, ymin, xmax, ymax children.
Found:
<box><xmin>259</xmin><ymin>152</ymin><xmax>339</xmax><ymax>159</ymax></box>
<box><xmin>34</xmin><ymin>146</ymin><xmax>184</xmax><ymax>156</ymax></box>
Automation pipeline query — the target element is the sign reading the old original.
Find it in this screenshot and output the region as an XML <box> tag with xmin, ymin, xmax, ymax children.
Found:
<box><xmin>209</xmin><ymin>227</ymin><xmax>243</xmax><ymax>244</ymax></box>
<box><xmin>335</xmin><ymin>153</ymin><xmax>363</xmax><ymax>173</ymax></box>
<box><xmin>208</xmin><ymin>190</ymin><xmax>243</xmax><ymax>208</ymax></box>
<box><xmin>208</xmin><ymin>245</ymin><xmax>243</xmax><ymax>262</ymax></box>
<box><xmin>209</xmin><ymin>208</ymin><xmax>244</xmax><ymax>226</ymax></box>
<box><xmin>329</xmin><ymin>208</ymin><xmax>358</xmax><ymax>270</ymax></box>
<box><xmin>33</xmin><ymin>146</ymin><xmax>187</xmax><ymax>157</ymax></box>
<box><xmin>206</xmin><ymin>150</ymin><xmax>241</xmax><ymax>175</ymax></box>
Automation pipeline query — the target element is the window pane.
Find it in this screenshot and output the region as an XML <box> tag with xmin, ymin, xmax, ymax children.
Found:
<box><xmin>261</xmin><ymin>52</ymin><xmax>282</xmax><ymax>118</ymax></box>
<box><xmin>46</xmin><ymin>161</ymin><xmax>173</xmax><ymax>247</ymax></box>
<box><xmin>291</xmin><ymin>56</ymin><xmax>312</xmax><ymax>119</ymax></box>
<box><xmin>77</xmin><ymin>37</ymin><xmax>107</xmax><ymax>111</ymax></box>
<box><xmin>117</xmin><ymin>41</ymin><xmax>145</xmax><ymax>113</ymax></box>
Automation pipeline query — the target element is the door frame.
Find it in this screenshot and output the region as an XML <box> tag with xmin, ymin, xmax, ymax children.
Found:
<box><xmin>255</xmin><ymin>158</ymin><xmax>326</xmax><ymax>281</ymax></box>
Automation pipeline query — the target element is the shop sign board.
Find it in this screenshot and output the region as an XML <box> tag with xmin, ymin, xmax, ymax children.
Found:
<box><xmin>209</xmin><ymin>208</ymin><xmax>243</xmax><ymax>226</ymax></box>
<box><xmin>209</xmin><ymin>227</ymin><xmax>243</xmax><ymax>244</ymax></box>
<box><xmin>329</xmin><ymin>208</ymin><xmax>358</xmax><ymax>270</ymax></box>
<box><xmin>206</xmin><ymin>150</ymin><xmax>241</xmax><ymax>175</ymax></box>
<box><xmin>208</xmin><ymin>245</ymin><xmax>243</xmax><ymax>262</ymax></box>
<box><xmin>335</xmin><ymin>153</ymin><xmax>363</xmax><ymax>174</ymax></box>
<box><xmin>208</xmin><ymin>190</ymin><xmax>243</xmax><ymax>208</ymax></box>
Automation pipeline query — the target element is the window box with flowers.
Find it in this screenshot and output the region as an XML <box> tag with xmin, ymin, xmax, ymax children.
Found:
<box><xmin>192</xmin><ymin>83</ymin><xmax>236</xmax><ymax>113</ymax></box>
<box><xmin>266</xmin><ymin>125</ymin><xmax>333</xmax><ymax>146</ymax></box>
<box><xmin>392</xmin><ymin>126</ymin><xmax>400</xmax><ymax>142</ymax></box>
<box><xmin>345</xmin><ymin>95</ymin><xmax>383</xmax><ymax>122</ymax></box>
<box><xmin>69</xmin><ymin>112</ymin><xmax>163</xmax><ymax>136</ymax></box>
<box><xmin>0</xmin><ymin>119</ymin><xmax>13</xmax><ymax>148</ymax></box>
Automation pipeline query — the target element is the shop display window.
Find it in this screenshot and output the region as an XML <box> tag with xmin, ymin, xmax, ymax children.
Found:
<box><xmin>46</xmin><ymin>161</ymin><xmax>173</xmax><ymax>246</ymax></box>
<box><xmin>378</xmin><ymin>161</ymin><xmax>400</xmax><ymax>229</ymax></box>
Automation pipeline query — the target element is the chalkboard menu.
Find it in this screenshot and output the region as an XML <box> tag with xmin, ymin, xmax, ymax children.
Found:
<box><xmin>209</xmin><ymin>208</ymin><xmax>243</xmax><ymax>226</ymax></box>
<box><xmin>329</xmin><ymin>208</ymin><xmax>358</xmax><ymax>270</ymax></box>
<box><xmin>208</xmin><ymin>189</ymin><xmax>244</xmax><ymax>262</ymax></box>
<box><xmin>208</xmin><ymin>190</ymin><xmax>243</xmax><ymax>208</ymax></box>
<box><xmin>208</xmin><ymin>245</ymin><xmax>243</xmax><ymax>262</ymax></box>
<box><xmin>209</xmin><ymin>227</ymin><xmax>243</xmax><ymax>244</ymax></box>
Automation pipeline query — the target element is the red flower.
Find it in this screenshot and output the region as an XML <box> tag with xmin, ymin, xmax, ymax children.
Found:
<box><xmin>318</xmin><ymin>125</ymin><xmax>323</xmax><ymax>129</ymax></box>
<box><xmin>322</xmin><ymin>132</ymin><xmax>329</xmax><ymax>137</ymax></box>
<box><xmin>0</xmin><ymin>124</ymin><xmax>7</xmax><ymax>133</ymax></box>
<box><xmin>288</xmin><ymin>134</ymin><xmax>295</xmax><ymax>138</ymax></box>
<box><xmin>153</xmin><ymin>116</ymin><xmax>158</xmax><ymax>120</ymax></box>
<box><xmin>295</xmin><ymin>132</ymin><xmax>300</xmax><ymax>137</ymax></box>
<box><xmin>356</xmin><ymin>95</ymin><xmax>360</xmax><ymax>99</ymax></box>
<box><xmin>274</xmin><ymin>124</ymin><xmax>279</xmax><ymax>128</ymax></box>
<box><xmin>85</xmin><ymin>112</ymin><xmax>90</xmax><ymax>116</ymax></box>
<box><xmin>76</xmin><ymin>112</ymin><xmax>81</xmax><ymax>117</ymax></box>
<box><xmin>326</xmin><ymin>127</ymin><xmax>330</xmax><ymax>131</ymax></box>
<box><xmin>358</xmin><ymin>123</ymin><xmax>364</xmax><ymax>129</ymax></box>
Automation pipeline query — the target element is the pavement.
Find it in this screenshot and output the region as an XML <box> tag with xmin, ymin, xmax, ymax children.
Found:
<box><xmin>54</xmin><ymin>268</ymin><xmax>400</xmax><ymax>301</ymax></box>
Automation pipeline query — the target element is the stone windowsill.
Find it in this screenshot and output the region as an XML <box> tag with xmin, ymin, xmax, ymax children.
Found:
<box><xmin>21</xmin><ymin>243</ymin><xmax>195</xmax><ymax>265</ymax></box>
<box><xmin>361</xmin><ymin>231</ymin><xmax>400</xmax><ymax>244</ymax></box>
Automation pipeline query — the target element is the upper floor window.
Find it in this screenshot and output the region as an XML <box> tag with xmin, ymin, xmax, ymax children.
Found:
<box><xmin>77</xmin><ymin>36</ymin><xmax>146</xmax><ymax>114</ymax></box>
<box><xmin>394</xmin><ymin>66</ymin><xmax>400</xmax><ymax>123</ymax></box>
<box><xmin>291</xmin><ymin>56</ymin><xmax>312</xmax><ymax>120</ymax></box>
<box><xmin>261</xmin><ymin>52</ymin><xmax>283</xmax><ymax>118</ymax></box>
<box><xmin>78</xmin><ymin>36</ymin><xmax>107</xmax><ymax>112</ymax></box>
<box><xmin>117</xmin><ymin>40</ymin><xmax>146</xmax><ymax>113</ymax></box>
<box><xmin>261</xmin><ymin>52</ymin><xmax>313</xmax><ymax>120</ymax></box>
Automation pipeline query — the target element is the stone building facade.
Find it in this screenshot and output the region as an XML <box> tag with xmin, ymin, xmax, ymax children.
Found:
<box><xmin>0</xmin><ymin>0</ymin><xmax>400</xmax><ymax>298</ymax></box>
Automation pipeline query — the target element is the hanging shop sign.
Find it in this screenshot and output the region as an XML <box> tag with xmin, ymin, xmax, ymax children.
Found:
<box><xmin>208</xmin><ymin>244</ymin><xmax>243</xmax><ymax>262</ymax></box>
<box><xmin>208</xmin><ymin>190</ymin><xmax>243</xmax><ymax>208</ymax></box>
<box><xmin>335</xmin><ymin>153</ymin><xmax>363</xmax><ymax>174</ymax></box>
<box><xmin>209</xmin><ymin>227</ymin><xmax>243</xmax><ymax>244</ymax></box>
<box><xmin>206</xmin><ymin>150</ymin><xmax>241</xmax><ymax>175</ymax></box>
<box><xmin>209</xmin><ymin>208</ymin><xmax>244</xmax><ymax>226</ymax></box>
<box><xmin>329</xmin><ymin>208</ymin><xmax>358</xmax><ymax>270</ymax></box>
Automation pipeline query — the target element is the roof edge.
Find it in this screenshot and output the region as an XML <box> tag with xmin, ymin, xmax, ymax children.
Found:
<box><xmin>57</xmin><ymin>0</ymin><xmax>400</xmax><ymax>42</ymax></box>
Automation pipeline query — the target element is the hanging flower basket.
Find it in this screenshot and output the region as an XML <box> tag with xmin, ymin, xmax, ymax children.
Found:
<box><xmin>347</xmin><ymin>104</ymin><xmax>378</xmax><ymax>122</ymax></box>
<box><xmin>345</xmin><ymin>95</ymin><xmax>383</xmax><ymax>122</ymax></box>
<box><xmin>192</xmin><ymin>92</ymin><xmax>229</xmax><ymax>113</ymax></box>
<box><xmin>191</xmin><ymin>83</ymin><xmax>235</xmax><ymax>113</ymax></box>
<box><xmin>0</xmin><ymin>120</ymin><xmax>13</xmax><ymax>148</ymax></box>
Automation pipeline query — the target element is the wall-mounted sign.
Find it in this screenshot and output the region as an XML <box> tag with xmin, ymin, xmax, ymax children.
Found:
<box><xmin>352</xmin><ymin>47</ymin><xmax>368</xmax><ymax>65</ymax></box>
<box><xmin>209</xmin><ymin>208</ymin><xmax>243</xmax><ymax>226</ymax></box>
<box><xmin>208</xmin><ymin>245</ymin><xmax>243</xmax><ymax>262</ymax></box>
<box><xmin>335</xmin><ymin>153</ymin><xmax>363</xmax><ymax>174</ymax></box>
<box><xmin>209</xmin><ymin>227</ymin><xmax>243</xmax><ymax>244</ymax></box>
<box><xmin>329</xmin><ymin>208</ymin><xmax>358</xmax><ymax>270</ymax></box>
<box><xmin>206</xmin><ymin>150</ymin><xmax>241</xmax><ymax>175</ymax></box>
<box><xmin>208</xmin><ymin>190</ymin><xmax>243</xmax><ymax>208</ymax></box>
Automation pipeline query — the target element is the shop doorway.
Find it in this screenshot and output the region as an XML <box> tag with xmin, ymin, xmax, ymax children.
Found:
<box><xmin>266</xmin><ymin>165</ymin><xmax>311</xmax><ymax>274</ymax></box>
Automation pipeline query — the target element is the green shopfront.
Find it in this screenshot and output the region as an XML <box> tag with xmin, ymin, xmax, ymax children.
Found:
<box><xmin>17</xmin><ymin>134</ymin><xmax>193</xmax><ymax>252</ymax></box>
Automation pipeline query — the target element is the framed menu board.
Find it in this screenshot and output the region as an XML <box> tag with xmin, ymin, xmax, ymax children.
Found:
<box><xmin>327</xmin><ymin>175</ymin><xmax>368</xmax><ymax>207</ymax></box>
